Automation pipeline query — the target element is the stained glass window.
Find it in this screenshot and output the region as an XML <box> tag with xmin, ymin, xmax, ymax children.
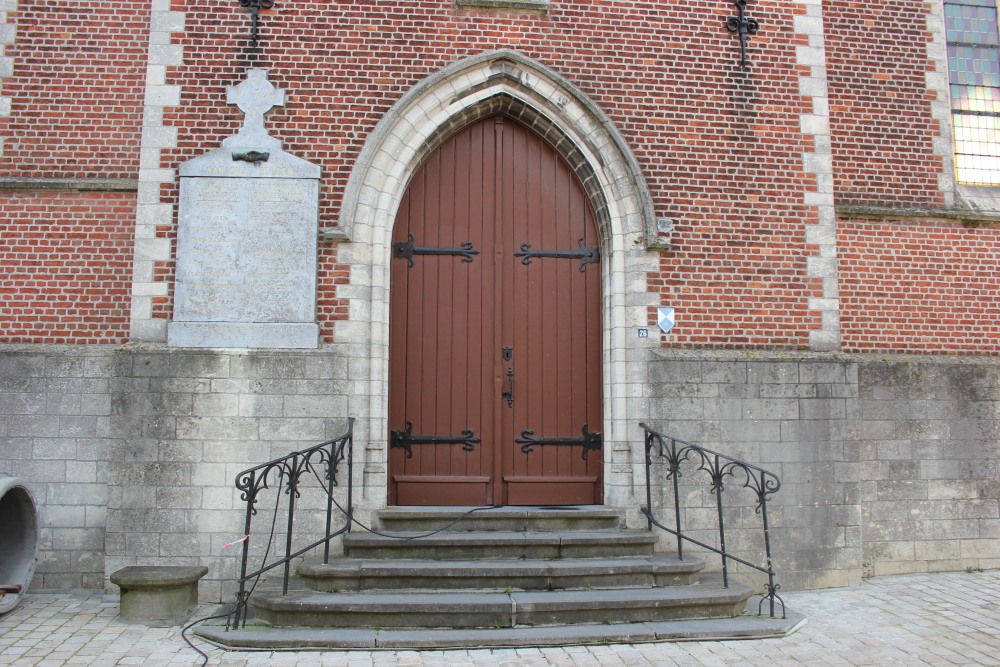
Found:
<box><xmin>946</xmin><ymin>0</ymin><xmax>1000</xmax><ymax>184</ymax></box>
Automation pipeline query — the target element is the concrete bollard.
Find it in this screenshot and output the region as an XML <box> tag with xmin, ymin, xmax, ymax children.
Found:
<box><xmin>110</xmin><ymin>565</ymin><xmax>209</xmax><ymax>626</ymax></box>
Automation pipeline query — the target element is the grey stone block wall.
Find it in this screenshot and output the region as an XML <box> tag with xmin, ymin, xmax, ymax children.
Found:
<box><xmin>0</xmin><ymin>345</ymin><xmax>353</xmax><ymax>601</ymax></box>
<box><xmin>1</xmin><ymin>345</ymin><xmax>997</xmax><ymax>598</ymax></box>
<box><xmin>858</xmin><ymin>360</ymin><xmax>1000</xmax><ymax>577</ymax></box>
<box><xmin>644</xmin><ymin>352</ymin><xmax>863</xmax><ymax>591</ymax></box>
<box><xmin>103</xmin><ymin>348</ymin><xmax>353</xmax><ymax>603</ymax></box>
<box><xmin>0</xmin><ymin>348</ymin><xmax>113</xmax><ymax>590</ymax></box>
<box><xmin>645</xmin><ymin>351</ymin><xmax>1000</xmax><ymax>591</ymax></box>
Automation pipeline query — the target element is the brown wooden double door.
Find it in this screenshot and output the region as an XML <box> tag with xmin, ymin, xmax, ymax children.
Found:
<box><xmin>388</xmin><ymin>115</ymin><xmax>602</xmax><ymax>506</ymax></box>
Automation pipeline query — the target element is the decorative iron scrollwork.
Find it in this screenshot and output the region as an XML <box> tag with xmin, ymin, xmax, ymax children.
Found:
<box><xmin>239</xmin><ymin>0</ymin><xmax>275</xmax><ymax>47</ymax></box>
<box><xmin>514</xmin><ymin>238</ymin><xmax>600</xmax><ymax>272</ymax></box>
<box><xmin>516</xmin><ymin>424</ymin><xmax>602</xmax><ymax>460</ymax></box>
<box><xmin>726</xmin><ymin>0</ymin><xmax>760</xmax><ymax>70</ymax></box>
<box><xmin>393</xmin><ymin>234</ymin><xmax>480</xmax><ymax>268</ymax></box>
<box><xmin>390</xmin><ymin>421</ymin><xmax>481</xmax><ymax>459</ymax></box>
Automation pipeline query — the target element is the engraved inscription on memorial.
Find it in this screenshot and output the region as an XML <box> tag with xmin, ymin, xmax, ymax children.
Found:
<box><xmin>174</xmin><ymin>178</ymin><xmax>316</xmax><ymax>323</ymax></box>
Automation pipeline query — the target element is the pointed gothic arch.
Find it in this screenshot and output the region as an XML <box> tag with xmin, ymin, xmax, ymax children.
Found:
<box><xmin>333</xmin><ymin>50</ymin><xmax>659</xmax><ymax>510</ymax></box>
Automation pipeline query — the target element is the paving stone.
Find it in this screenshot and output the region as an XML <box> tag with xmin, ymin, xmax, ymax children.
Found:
<box><xmin>3</xmin><ymin>571</ymin><xmax>1000</xmax><ymax>665</ymax></box>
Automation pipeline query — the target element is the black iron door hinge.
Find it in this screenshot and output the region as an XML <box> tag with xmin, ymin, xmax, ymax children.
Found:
<box><xmin>390</xmin><ymin>422</ymin><xmax>481</xmax><ymax>458</ymax></box>
<box><xmin>515</xmin><ymin>424</ymin><xmax>602</xmax><ymax>460</ymax></box>
<box><xmin>514</xmin><ymin>238</ymin><xmax>600</xmax><ymax>272</ymax></box>
<box><xmin>393</xmin><ymin>234</ymin><xmax>480</xmax><ymax>267</ymax></box>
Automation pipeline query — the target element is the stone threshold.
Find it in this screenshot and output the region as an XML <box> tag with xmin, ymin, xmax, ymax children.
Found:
<box><xmin>195</xmin><ymin>604</ymin><xmax>805</xmax><ymax>650</ymax></box>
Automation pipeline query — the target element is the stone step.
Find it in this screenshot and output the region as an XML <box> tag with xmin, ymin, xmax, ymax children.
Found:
<box><xmin>298</xmin><ymin>554</ymin><xmax>704</xmax><ymax>592</ymax></box>
<box><xmin>196</xmin><ymin>605</ymin><xmax>805</xmax><ymax>649</ymax></box>
<box><xmin>248</xmin><ymin>575</ymin><xmax>754</xmax><ymax>629</ymax></box>
<box><xmin>374</xmin><ymin>505</ymin><xmax>624</xmax><ymax>533</ymax></box>
<box><xmin>343</xmin><ymin>530</ymin><xmax>658</xmax><ymax>560</ymax></box>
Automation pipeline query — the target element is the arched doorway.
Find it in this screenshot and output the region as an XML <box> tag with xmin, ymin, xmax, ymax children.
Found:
<box><xmin>387</xmin><ymin>115</ymin><xmax>603</xmax><ymax>506</ymax></box>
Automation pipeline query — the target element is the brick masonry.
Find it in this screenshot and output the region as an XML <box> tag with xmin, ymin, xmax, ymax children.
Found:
<box><xmin>0</xmin><ymin>1</ymin><xmax>145</xmax><ymax>344</ymax></box>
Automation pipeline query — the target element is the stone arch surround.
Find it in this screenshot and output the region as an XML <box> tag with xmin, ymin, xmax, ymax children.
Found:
<box><xmin>334</xmin><ymin>50</ymin><xmax>661</xmax><ymax>512</ymax></box>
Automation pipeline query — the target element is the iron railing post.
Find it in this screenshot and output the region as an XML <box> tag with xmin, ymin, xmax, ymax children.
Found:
<box><xmin>644</xmin><ymin>429</ymin><xmax>654</xmax><ymax>531</ymax></box>
<box><xmin>345</xmin><ymin>419</ymin><xmax>354</xmax><ymax>533</ymax></box>
<box><xmin>760</xmin><ymin>469</ymin><xmax>776</xmax><ymax>617</ymax></box>
<box><xmin>282</xmin><ymin>454</ymin><xmax>298</xmax><ymax>595</ymax></box>
<box><xmin>233</xmin><ymin>469</ymin><xmax>256</xmax><ymax>629</ymax></box>
<box><xmin>671</xmin><ymin>437</ymin><xmax>683</xmax><ymax>561</ymax></box>
<box><xmin>714</xmin><ymin>454</ymin><xmax>729</xmax><ymax>588</ymax></box>
<box><xmin>323</xmin><ymin>439</ymin><xmax>336</xmax><ymax>565</ymax></box>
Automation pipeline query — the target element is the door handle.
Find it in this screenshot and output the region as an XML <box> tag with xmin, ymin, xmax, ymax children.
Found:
<box><xmin>501</xmin><ymin>346</ymin><xmax>513</xmax><ymax>407</ymax></box>
<box><xmin>502</xmin><ymin>367</ymin><xmax>514</xmax><ymax>408</ymax></box>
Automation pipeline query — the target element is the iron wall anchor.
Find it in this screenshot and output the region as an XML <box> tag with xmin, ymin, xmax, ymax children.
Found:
<box><xmin>239</xmin><ymin>0</ymin><xmax>274</xmax><ymax>47</ymax></box>
<box><xmin>726</xmin><ymin>0</ymin><xmax>760</xmax><ymax>70</ymax></box>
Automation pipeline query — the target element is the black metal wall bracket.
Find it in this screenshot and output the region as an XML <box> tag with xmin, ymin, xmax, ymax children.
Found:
<box><xmin>726</xmin><ymin>0</ymin><xmax>760</xmax><ymax>70</ymax></box>
<box><xmin>238</xmin><ymin>0</ymin><xmax>275</xmax><ymax>47</ymax></box>
<box><xmin>390</xmin><ymin>421</ymin><xmax>481</xmax><ymax>458</ymax></box>
<box><xmin>516</xmin><ymin>424</ymin><xmax>602</xmax><ymax>460</ymax></box>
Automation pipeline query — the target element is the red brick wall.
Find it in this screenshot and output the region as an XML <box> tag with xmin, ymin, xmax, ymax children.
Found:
<box><xmin>0</xmin><ymin>1</ymin><xmax>149</xmax><ymax>179</ymax></box>
<box><xmin>6</xmin><ymin>1</ymin><xmax>991</xmax><ymax>355</ymax></box>
<box><xmin>0</xmin><ymin>1</ymin><xmax>147</xmax><ymax>343</ymax></box>
<box><xmin>839</xmin><ymin>220</ymin><xmax>1000</xmax><ymax>353</ymax></box>
<box><xmin>0</xmin><ymin>192</ymin><xmax>134</xmax><ymax>343</ymax></box>
<box><xmin>824</xmin><ymin>1</ymin><xmax>944</xmax><ymax>208</ymax></box>
<box><xmin>156</xmin><ymin>0</ymin><xmax>820</xmax><ymax>346</ymax></box>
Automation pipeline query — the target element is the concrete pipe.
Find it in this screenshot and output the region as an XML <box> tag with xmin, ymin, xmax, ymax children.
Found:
<box><xmin>0</xmin><ymin>477</ymin><xmax>39</xmax><ymax>615</ymax></box>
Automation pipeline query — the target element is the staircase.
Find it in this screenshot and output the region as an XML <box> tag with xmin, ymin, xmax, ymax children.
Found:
<box><xmin>198</xmin><ymin>506</ymin><xmax>802</xmax><ymax>649</ymax></box>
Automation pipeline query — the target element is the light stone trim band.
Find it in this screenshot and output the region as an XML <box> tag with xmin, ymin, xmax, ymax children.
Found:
<box><xmin>129</xmin><ymin>0</ymin><xmax>185</xmax><ymax>342</ymax></box>
<box><xmin>926</xmin><ymin>0</ymin><xmax>957</xmax><ymax>208</ymax></box>
<box><xmin>456</xmin><ymin>0</ymin><xmax>549</xmax><ymax>11</ymax></box>
<box><xmin>0</xmin><ymin>177</ymin><xmax>139</xmax><ymax>192</ymax></box>
<box><xmin>0</xmin><ymin>0</ymin><xmax>17</xmax><ymax>158</ymax></box>
<box><xmin>795</xmin><ymin>0</ymin><xmax>841</xmax><ymax>351</ymax></box>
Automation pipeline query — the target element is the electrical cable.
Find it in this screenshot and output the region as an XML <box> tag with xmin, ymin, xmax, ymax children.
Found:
<box><xmin>181</xmin><ymin>607</ymin><xmax>235</xmax><ymax>667</ymax></box>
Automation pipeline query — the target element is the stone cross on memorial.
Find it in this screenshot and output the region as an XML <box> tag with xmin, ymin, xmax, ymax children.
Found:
<box><xmin>224</xmin><ymin>69</ymin><xmax>285</xmax><ymax>151</ymax></box>
<box><xmin>168</xmin><ymin>69</ymin><xmax>322</xmax><ymax>349</ymax></box>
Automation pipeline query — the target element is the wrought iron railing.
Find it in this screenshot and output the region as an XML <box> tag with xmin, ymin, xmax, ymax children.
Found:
<box><xmin>227</xmin><ymin>418</ymin><xmax>354</xmax><ymax>629</ymax></box>
<box><xmin>639</xmin><ymin>422</ymin><xmax>784</xmax><ymax>618</ymax></box>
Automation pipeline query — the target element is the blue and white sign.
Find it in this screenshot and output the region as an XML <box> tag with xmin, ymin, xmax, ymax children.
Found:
<box><xmin>657</xmin><ymin>307</ymin><xmax>675</xmax><ymax>334</ymax></box>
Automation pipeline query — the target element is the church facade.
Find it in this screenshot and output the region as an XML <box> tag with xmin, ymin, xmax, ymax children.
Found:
<box><xmin>1</xmin><ymin>0</ymin><xmax>998</xmax><ymax>601</ymax></box>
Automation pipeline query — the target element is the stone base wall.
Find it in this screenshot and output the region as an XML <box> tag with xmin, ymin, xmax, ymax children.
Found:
<box><xmin>644</xmin><ymin>351</ymin><xmax>863</xmax><ymax>591</ymax></box>
<box><xmin>1</xmin><ymin>345</ymin><xmax>997</xmax><ymax>599</ymax></box>
<box><xmin>645</xmin><ymin>350</ymin><xmax>1000</xmax><ymax>590</ymax></box>
<box><xmin>857</xmin><ymin>360</ymin><xmax>1000</xmax><ymax>576</ymax></box>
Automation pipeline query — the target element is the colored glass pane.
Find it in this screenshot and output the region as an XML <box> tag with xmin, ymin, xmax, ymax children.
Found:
<box><xmin>946</xmin><ymin>4</ymin><xmax>1000</xmax><ymax>44</ymax></box>
<box><xmin>946</xmin><ymin>0</ymin><xmax>1000</xmax><ymax>184</ymax></box>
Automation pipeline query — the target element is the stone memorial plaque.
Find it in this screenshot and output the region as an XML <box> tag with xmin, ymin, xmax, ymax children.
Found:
<box><xmin>168</xmin><ymin>69</ymin><xmax>322</xmax><ymax>349</ymax></box>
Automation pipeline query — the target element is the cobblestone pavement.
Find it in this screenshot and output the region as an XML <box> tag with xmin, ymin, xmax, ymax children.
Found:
<box><xmin>1</xmin><ymin>570</ymin><xmax>999</xmax><ymax>666</ymax></box>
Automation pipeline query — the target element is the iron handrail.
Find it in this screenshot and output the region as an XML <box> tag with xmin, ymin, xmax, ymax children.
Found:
<box><xmin>228</xmin><ymin>417</ymin><xmax>354</xmax><ymax>629</ymax></box>
<box><xmin>639</xmin><ymin>422</ymin><xmax>784</xmax><ymax>618</ymax></box>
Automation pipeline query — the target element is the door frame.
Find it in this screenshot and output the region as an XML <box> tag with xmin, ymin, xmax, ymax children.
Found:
<box><xmin>332</xmin><ymin>50</ymin><xmax>660</xmax><ymax>511</ymax></box>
